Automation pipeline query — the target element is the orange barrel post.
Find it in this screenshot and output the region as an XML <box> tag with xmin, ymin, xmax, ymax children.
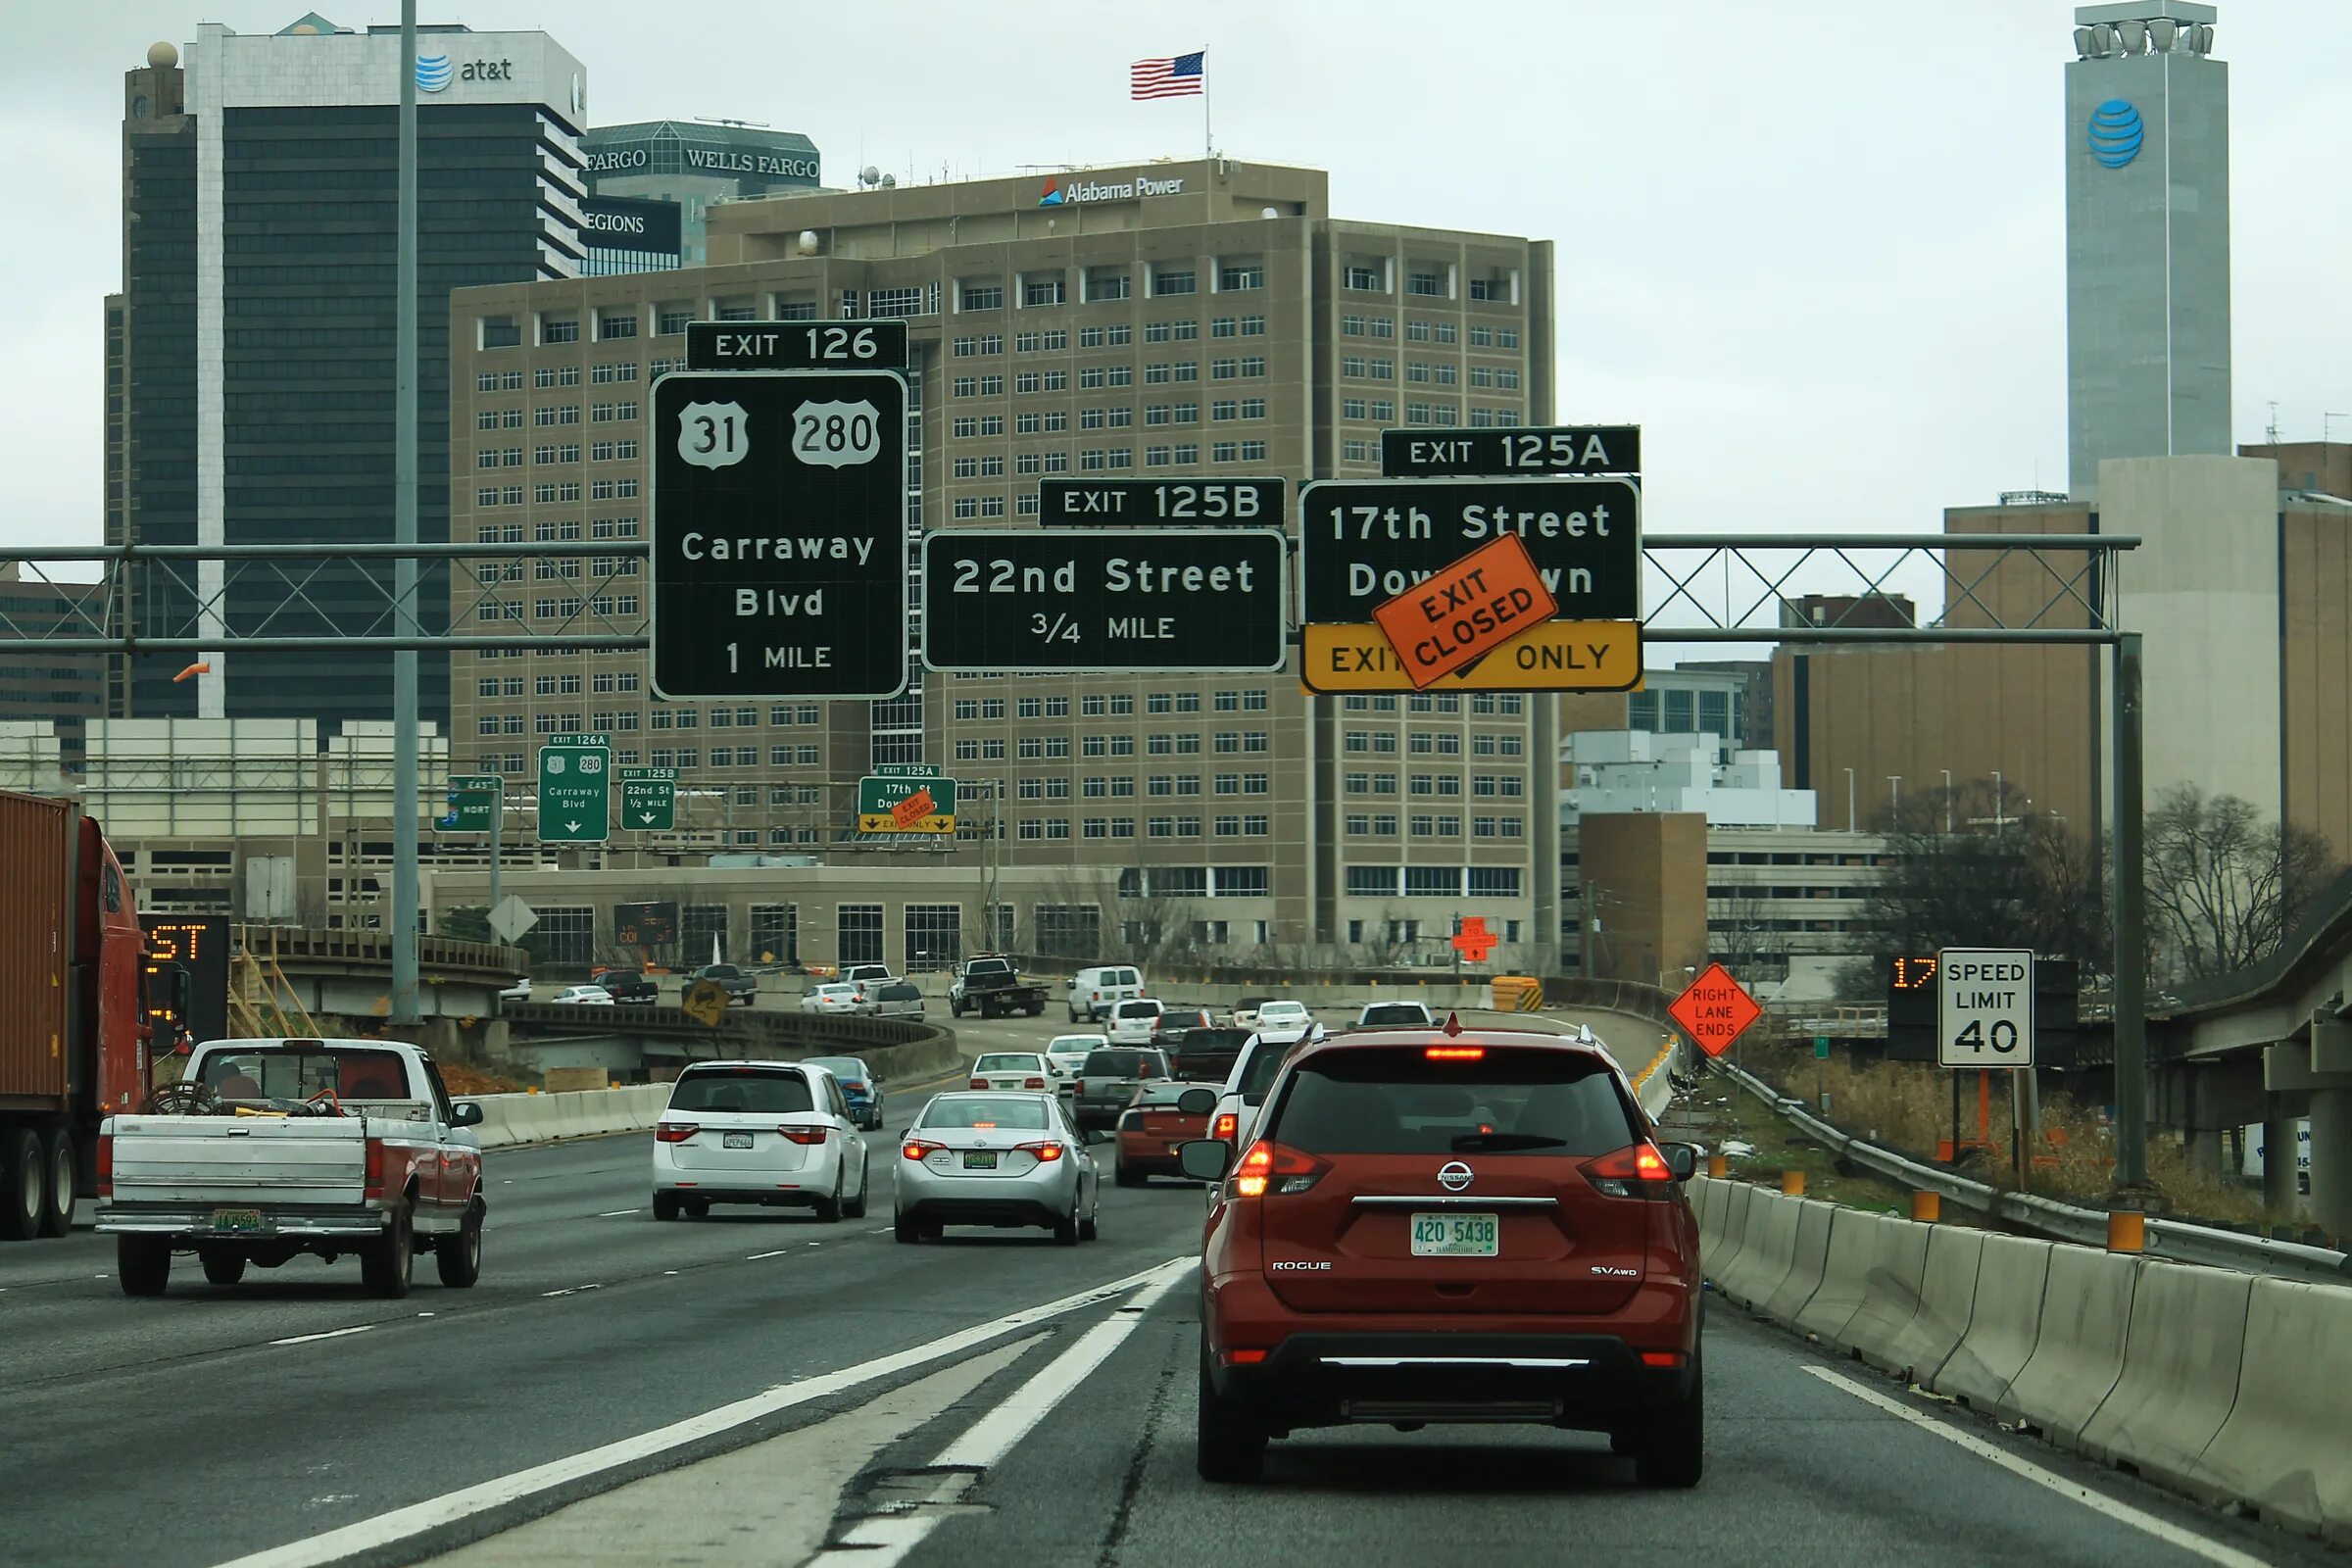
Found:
<box><xmin>1706</xmin><ymin>1152</ymin><xmax>1729</xmax><ymax>1179</ymax></box>
<box><xmin>2107</xmin><ymin>1210</ymin><xmax>2146</xmax><ymax>1253</ymax></box>
<box><xmin>1911</xmin><ymin>1190</ymin><xmax>1940</xmax><ymax>1223</ymax></box>
<box><xmin>1782</xmin><ymin>1168</ymin><xmax>1807</xmax><ymax>1197</ymax></box>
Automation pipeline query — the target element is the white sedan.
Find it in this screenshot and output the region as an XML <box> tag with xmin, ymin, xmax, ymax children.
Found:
<box><xmin>651</xmin><ymin>1059</ymin><xmax>871</xmax><ymax>1223</ymax></box>
<box><xmin>1253</xmin><ymin>1000</ymin><xmax>1313</xmax><ymax>1033</ymax></box>
<box><xmin>1046</xmin><ymin>1034</ymin><xmax>1107</xmax><ymax>1082</ymax></box>
<box><xmin>801</xmin><ymin>983</ymin><xmax>863</xmax><ymax>1014</ymax></box>
<box><xmin>549</xmin><ymin>984</ymin><xmax>613</xmax><ymax>1006</ymax></box>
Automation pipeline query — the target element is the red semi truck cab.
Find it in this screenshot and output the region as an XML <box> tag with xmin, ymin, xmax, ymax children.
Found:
<box><xmin>0</xmin><ymin>789</ymin><xmax>179</xmax><ymax>1242</ymax></box>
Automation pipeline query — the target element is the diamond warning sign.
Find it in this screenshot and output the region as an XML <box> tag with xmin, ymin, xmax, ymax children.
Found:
<box><xmin>1667</xmin><ymin>962</ymin><xmax>1764</xmax><ymax>1057</ymax></box>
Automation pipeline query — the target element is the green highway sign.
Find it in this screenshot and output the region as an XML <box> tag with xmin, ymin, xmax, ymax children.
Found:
<box><xmin>537</xmin><ymin>734</ymin><xmax>612</xmax><ymax>844</ymax></box>
<box><xmin>439</xmin><ymin>773</ymin><xmax>503</xmax><ymax>834</ymax></box>
<box><xmin>858</xmin><ymin>773</ymin><xmax>956</xmax><ymax>834</ymax></box>
<box><xmin>620</xmin><ymin>766</ymin><xmax>678</xmax><ymax>832</ymax></box>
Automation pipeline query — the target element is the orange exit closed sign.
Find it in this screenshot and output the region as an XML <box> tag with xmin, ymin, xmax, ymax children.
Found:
<box><xmin>1368</xmin><ymin>533</ymin><xmax>1559</xmax><ymax>690</ymax></box>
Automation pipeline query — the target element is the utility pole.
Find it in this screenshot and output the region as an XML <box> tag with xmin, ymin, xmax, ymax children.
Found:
<box><xmin>1940</xmin><ymin>769</ymin><xmax>1953</xmax><ymax>834</ymax></box>
<box><xmin>389</xmin><ymin>0</ymin><xmax>421</xmax><ymax>1023</ymax></box>
<box><xmin>2110</xmin><ymin>633</ymin><xmax>2150</xmax><ymax>1190</ymax></box>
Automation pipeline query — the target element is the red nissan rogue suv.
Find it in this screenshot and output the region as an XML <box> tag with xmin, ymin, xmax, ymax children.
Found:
<box><xmin>1176</xmin><ymin>1023</ymin><xmax>1704</xmax><ymax>1485</ymax></box>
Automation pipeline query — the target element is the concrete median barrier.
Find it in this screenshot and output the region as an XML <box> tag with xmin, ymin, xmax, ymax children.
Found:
<box><xmin>1700</xmin><ymin>1180</ymin><xmax>1753</xmax><ymax>1285</ymax></box>
<box><xmin>1715</xmin><ymin>1187</ymin><xmax>1796</xmax><ymax>1308</ymax></box>
<box><xmin>2076</xmin><ymin>1260</ymin><xmax>2254</xmax><ymax>1497</ymax></box>
<box><xmin>2196</xmin><ymin>1278</ymin><xmax>2352</xmax><ymax>1542</ymax></box>
<box><xmin>1795</xmin><ymin>1209</ymin><xmax>1932</xmax><ymax>1359</ymax></box>
<box><xmin>1867</xmin><ymin>1225</ymin><xmax>1984</xmax><ymax>1383</ymax></box>
<box><xmin>1761</xmin><ymin>1199</ymin><xmax>1837</xmax><ymax>1326</ymax></box>
<box><xmin>1691</xmin><ymin>1176</ymin><xmax>1725</xmax><ymax>1255</ymax></box>
<box><xmin>1931</xmin><ymin>1232</ymin><xmax>2053</xmax><ymax>1414</ymax></box>
<box><xmin>1996</xmin><ymin>1246</ymin><xmax>2142</xmax><ymax>1449</ymax></box>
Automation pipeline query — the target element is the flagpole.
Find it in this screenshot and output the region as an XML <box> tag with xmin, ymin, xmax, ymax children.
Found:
<box><xmin>1202</xmin><ymin>55</ymin><xmax>1212</xmax><ymax>157</ymax></box>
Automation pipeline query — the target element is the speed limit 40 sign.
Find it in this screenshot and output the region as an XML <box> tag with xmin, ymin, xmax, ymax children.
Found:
<box><xmin>1937</xmin><ymin>948</ymin><xmax>2035</xmax><ymax>1067</ymax></box>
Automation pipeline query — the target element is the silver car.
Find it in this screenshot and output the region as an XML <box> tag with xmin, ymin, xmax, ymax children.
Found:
<box><xmin>892</xmin><ymin>1091</ymin><xmax>1101</xmax><ymax>1246</ymax></box>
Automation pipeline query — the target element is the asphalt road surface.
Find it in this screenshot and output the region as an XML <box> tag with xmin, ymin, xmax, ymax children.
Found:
<box><xmin>2</xmin><ymin>1011</ymin><xmax>2331</xmax><ymax>1568</ymax></box>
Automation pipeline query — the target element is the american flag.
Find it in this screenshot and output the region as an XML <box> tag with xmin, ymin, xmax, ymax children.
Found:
<box><xmin>1131</xmin><ymin>51</ymin><xmax>1205</xmax><ymax>100</ymax></box>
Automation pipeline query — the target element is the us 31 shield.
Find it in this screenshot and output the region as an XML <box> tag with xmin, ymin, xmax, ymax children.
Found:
<box><xmin>676</xmin><ymin>401</ymin><xmax>750</xmax><ymax>469</ymax></box>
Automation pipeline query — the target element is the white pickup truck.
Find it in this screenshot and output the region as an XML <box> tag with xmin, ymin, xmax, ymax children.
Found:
<box><xmin>96</xmin><ymin>1038</ymin><xmax>488</xmax><ymax>1299</ymax></box>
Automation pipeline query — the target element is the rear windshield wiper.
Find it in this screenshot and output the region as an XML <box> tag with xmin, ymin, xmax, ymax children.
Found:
<box><xmin>1448</xmin><ymin>1133</ymin><xmax>1570</xmax><ymax>1152</ymax></box>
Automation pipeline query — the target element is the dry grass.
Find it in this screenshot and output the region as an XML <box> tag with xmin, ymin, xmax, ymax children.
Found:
<box><xmin>1737</xmin><ymin>1031</ymin><xmax>2277</xmax><ymax>1231</ymax></box>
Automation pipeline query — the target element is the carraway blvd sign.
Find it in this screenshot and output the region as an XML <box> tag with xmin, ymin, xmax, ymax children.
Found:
<box><xmin>1937</xmin><ymin>947</ymin><xmax>2036</xmax><ymax>1067</ymax></box>
<box><xmin>650</xmin><ymin>368</ymin><xmax>907</xmax><ymax>702</ymax></box>
<box><xmin>1668</xmin><ymin>963</ymin><xmax>1764</xmax><ymax>1057</ymax></box>
<box><xmin>536</xmin><ymin>734</ymin><xmax>611</xmax><ymax>845</ymax></box>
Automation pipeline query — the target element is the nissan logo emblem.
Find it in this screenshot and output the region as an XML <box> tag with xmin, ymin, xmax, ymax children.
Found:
<box><xmin>1438</xmin><ymin>1161</ymin><xmax>1473</xmax><ymax>1192</ymax></box>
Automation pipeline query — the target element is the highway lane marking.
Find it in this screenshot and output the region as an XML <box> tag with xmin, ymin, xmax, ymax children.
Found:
<box><xmin>270</xmin><ymin>1326</ymin><xmax>375</xmax><ymax>1348</ymax></box>
<box><xmin>746</xmin><ymin>1249</ymin><xmax>792</xmax><ymax>1260</ymax></box>
<box><xmin>211</xmin><ymin>1256</ymin><xmax>1196</xmax><ymax>1568</ymax></box>
<box><xmin>809</xmin><ymin>1259</ymin><xmax>1194</xmax><ymax>1567</ymax></box>
<box><xmin>1804</xmin><ymin>1368</ymin><xmax>2273</xmax><ymax>1568</ymax></box>
<box><xmin>539</xmin><ymin>1284</ymin><xmax>604</xmax><ymax>1298</ymax></box>
<box><xmin>597</xmin><ymin>1208</ymin><xmax>641</xmax><ymax>1218</ymax></box>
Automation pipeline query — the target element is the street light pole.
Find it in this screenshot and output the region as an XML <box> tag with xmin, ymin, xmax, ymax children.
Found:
<box><xmin>2111</xmin><ymin>633</ymin><xmax>2150</xmax><ymax>1190</ymax></box>
<box><xmin>1889</xmin><ymin>774</ymin><xmax>1901</xmax><ymax>824</ymax></box>
<box><xmin>1940</xmin><ymin>769</ymin><xmax>1953</xmax><ymax>834</ymax></box>
<box><xmin>1842</xmin><ymin>767</ymin><xmax>1855</xmax><ymax>832</ymax></box>
<box><xmin>389</xmin><ymin>0</ymin><xmax>421</xmax><ymax>1022</ymax></box>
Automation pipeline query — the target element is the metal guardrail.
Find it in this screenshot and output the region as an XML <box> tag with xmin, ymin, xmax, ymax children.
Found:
<box><xmin>1711</xmin><ymin>1057</ymin><xmax>2349</xmax><ymax>1285</ymax></box>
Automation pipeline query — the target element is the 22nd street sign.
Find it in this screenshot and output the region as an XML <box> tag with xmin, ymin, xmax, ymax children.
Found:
<box><xmin>618</xmin><ymin>766</ymin><xmax>677</xmax><ymax>832</ymax></box>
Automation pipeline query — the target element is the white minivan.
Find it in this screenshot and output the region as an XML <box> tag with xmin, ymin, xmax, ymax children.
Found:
<box><xmin>1069</xmin><ymin>965</ymin><xmax>1147</xmax><ymax>1022</ymax></box>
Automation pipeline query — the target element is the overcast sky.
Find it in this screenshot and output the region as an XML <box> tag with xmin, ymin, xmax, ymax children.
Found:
<box><xmin>9</xmin><ymin>2</ymin><xmax>2349</xmax><ymax>615</ymax></box>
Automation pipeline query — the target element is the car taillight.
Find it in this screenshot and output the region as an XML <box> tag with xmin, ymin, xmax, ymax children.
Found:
<box><xmin>1231</xmin><ymin>1140</ymin><xmax>1327</xmax><ymax>1199</ymax></box>
<box><xmin>903</xmin><ymin>1139</ymin><xmax>945</xmax><ymax>1160</ymax></box>
<box><xmin>969</xmin><ymin>1078</ymin><xmax>988</xmax><ymax>1090</ymax></box>
<box><xmin>1213</xmin><ymin>1111</ymin><xmax>1238</xmax><ymax>1142</ymax></box>
<box><xmin>97</xmin><ymin>1133</ymin><xmax>113</xmax><ymax>1199</ymax></box>
<box><xmin>363</xmin><ymin>1138</ymin><xmax>389</xmax><ymax>1202</ymax></box>
<box><xmin>1424</xmin><ymin>1046</ymin><xmax>1486</xmax><ymax>1061</ymax></box>
<box><xmin>780</xmin><ymin>1125</ymin><xmax>831</xmax><ymax>1146</ymax></box>
<box><xmin>1117</xmin><ymin>1109</ymin><xmax>1144</xmax><ymax>1131</ymax></box>
<box><xmin>1582</xmin><ymin>1144</ymin><xmax>1675</xmax><ymax>1200</ymax></box>
<box><xmin>655</xmin><ymin>1121</ymin><xmax>699</xmax><ymax>1144</ymax></box>
<box><xmin>1015</xmin><ymin>1140</ymin><xmax>1065</xmax><ymax>1162</ymax></box>
<box><xmin>1072</xmin><ymin>1080</ymin><xmax>1086</xmax><ymax>1096</ymax></box>
<box><xmin>1024</xmin><ymin>1077</ymin><xmax>1047</xmax><ymax>1089</ymax></box>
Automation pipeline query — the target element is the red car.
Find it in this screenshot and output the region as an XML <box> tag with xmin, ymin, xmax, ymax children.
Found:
<box><xmin>1112</xmin><ymin>1080</ymin><xmax>1210</xmax><ymax>1186</ymax></box>
<box><xmin>1176</xmin><ymin>1024</ymin><xmax>1704</xmax><ymax>1486</ymax></box>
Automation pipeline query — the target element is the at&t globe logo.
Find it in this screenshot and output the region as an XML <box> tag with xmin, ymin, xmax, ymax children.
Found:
<box><xmin>416</xmin><ymin>52</ymin><xmax>453</xmax><ymax>93</ymax></box>
<box><xmin>2087</xmin><ymin>99</ymin><xmax>2142</xmax><ymax>168</ymax></box>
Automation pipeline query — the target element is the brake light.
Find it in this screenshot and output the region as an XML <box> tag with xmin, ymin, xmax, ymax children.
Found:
<box><xmin>1072</xmin><ymin>1081</ymin><xmax>1086</xmax><ymax>1096</ymax></box>
<box><xmin>1640</xmin><ymin>1350</ymin><xmax>1684</xmax><ymax>1369</ymax></box>
<box><xmin>1582</xmin><ymin>1143</ymin><xmax>1674</xmax><ymax>1199</ymax></box>
<box><xmin>655</xmin><ymin>1121</ymin><xmax>699</xmax><ymax>1144</ymax></box>
<box><xmin>903</xmin><ymin>1140</ymin><xmax>945</xmax><ymax>1160</ymax></box>
<box><xmin>97</xmin><ymin>1133</ymin><xmax>113</xmax><ymax>1199</ymax></box>
<box><xmin>1024</xmin><ymin>1077</ymin><xmax>1047</xmax><ymax>1089</ymax></box>
<box><xmin>1014</xmin><ymin>1140</ymin><xmax>1066</xmax><ymax>1162</ymax></box>
<box><xmin>1424</xmin><ymin>1046</ymin><xmax>1485</xmax><ymax>1061</ymax></box>
<box><xmin>970</xmin><ymin>1078</ymin><xmax>988</xmax><ymax>1090</ymax></box>
<box><xmin>1222</xmin><ymin>1348</ymin><xmax>1268</xmax><ymax>1365</ymax></box>
<box><xmin>363</xmin><ymin>1138</ymin><xmax>389</xmax><ymax>1202</ymax></box>
<box><xmin>779</xmin><ymin>1125</ymin><xmax>831</xmax><ymax>1146</ymax></box>
<box><xmin>1230</xmin><ymin>1139</ymin><xmax>1328</xmax><ymax>1199</ymax></box>
<box><xmin>1213</xmin><ymin>1111</ymin><xmax>1238</xmax><ymax>1142</ymax></box>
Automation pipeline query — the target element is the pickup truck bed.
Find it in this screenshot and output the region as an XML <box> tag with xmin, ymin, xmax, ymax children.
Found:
<box><xmin>950</xmin><ymin>959</ymin><xmax>1048</xmax><ymax>1019</ymax></box>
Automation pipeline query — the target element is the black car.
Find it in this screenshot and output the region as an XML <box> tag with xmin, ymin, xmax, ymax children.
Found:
<box><xmin>597</xmin><ymin>971</ymin><xmax>659</xmax><ymax>1004</ymax></box>
<box><xmin>691</xmin><ymin>963</ymin><xmax>759</xmax><ymax>1005</ymax></box>
<box><xmin>1167</xmin><ymin>1025</ymin><xmax>1250</xmax><ymax>1085</ymax></box>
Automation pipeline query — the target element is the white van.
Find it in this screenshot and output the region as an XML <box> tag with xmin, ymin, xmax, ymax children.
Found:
<box><xmin>1069</xmin><ymin>965</ymin><xmax>1147</xmax><ymax>1022</ymax></box>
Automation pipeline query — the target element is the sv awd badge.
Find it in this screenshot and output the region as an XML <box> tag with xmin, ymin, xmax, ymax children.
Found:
<box><xmin>1270</xmin><ymin>1261</ymin><xmax>1333</xmax><ymax>1271</ymax></box>
<box><xmin>1590</xmin><ymin>1265</ymin><xmax>1639</xmax><ymax>1278</ymax></box>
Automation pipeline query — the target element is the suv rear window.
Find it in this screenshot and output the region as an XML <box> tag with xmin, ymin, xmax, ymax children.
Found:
<box><xmin>1115</xmin><ymin>1001</ymin><xmax>1161</xmax><ymax>1019</ymax></box>
<box><xmin>1360</xmin><ymin>1004</ymin><xmax>1428</xmax><ymax>1025</ymax></box>
<box><xmin>1082</xmin><ymin>1050</ymin><xmax>1167</xmax><ymax>1078</ymax></box>
<box><xmin>974</xmin><ymin>1054</ymin><xmax>1043</xmax><ymax>1073</ymax></box>
<box><xmin>1264</xmin><ymin>1046</ymin><xmax>1638</xmax><ymax>1157</ymax></box>
<box><xmin>879</xmin><ymin>982</ymin><xmax>920</xmax><ymax>1000</ymax></box>
<box><xmin>669</xmin><ymin>1068</ymin><xmax>813</xmax><ymax>1115</ymax></box>
<box><xmin>921</xmin><ymin>1097</ymin><xmax>1051</xmax><ymax>1130</ymax></box>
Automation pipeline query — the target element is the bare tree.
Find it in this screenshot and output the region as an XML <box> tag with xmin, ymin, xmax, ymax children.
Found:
<box><xmin>2143</xmin><ymin>785</ymin><xmax>2337</xmax><ymax>982</ymax></box>
<box><xmin>1861</xmin><ymin>776</ymin><xmax>2109</xmax><ymax>978</ymax></box>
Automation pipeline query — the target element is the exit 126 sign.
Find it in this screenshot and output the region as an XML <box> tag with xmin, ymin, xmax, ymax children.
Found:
<box><xmin>1668</xmin><ymin>963</ymin><xmax>1764</xmax><ymax>1057</ymax></box>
